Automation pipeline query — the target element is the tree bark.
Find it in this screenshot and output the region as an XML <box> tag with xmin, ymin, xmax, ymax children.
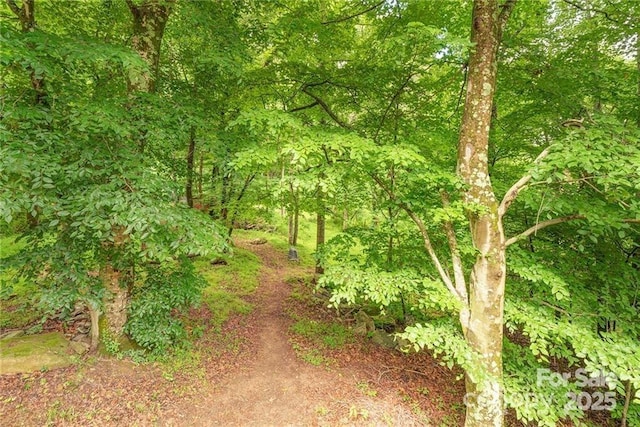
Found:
<box><xmin>316</xmin><ymin>188</ymin><xmax>326</xmax><ymax>275</ymax></box>
<box><xmin>288</xmin><ymin>184</ymin><xmax>299</xmax><ymax>247</ymax></box>
<box><xmin>101</xmin><ymin>0</ymin><xmax>173</xmax><ymax>344</ymax></box>
<box><xmin>342</xmin><ymin>208</ymin><xmax>349</xmax><ymax>230</ymax></box>
<box><xmin>6</xmin><ymin>0</ymin><xmax>47</xmax><ymax>105</ymax></box>
<box><xmin>186</xmin><ymin>126</ymin><xmax>196</xmax><ymax>208</ymax></box>
<box><xmin>293</xmin><ymin>203</ymin><xmax>299</xmax><ymax>247</ymax></box>
<box><xmin>456</xmin><ymin>0</ymin><xmax>513</xmax><ymax>425</ymax></box>
<box><xmin>226</xmin><ymin>173</ymin><xmax>256</xmax><ymax>238</ymax></box>
<box><xmin>88</xmin><ymin>303</ymin><xmax>100</xmax><ymax>352</ymax></box>
<box><xmin>7</xmin><ymin>0</ymin><xmax>46</xmax><ymax>228</ymax></box>
<box><xmin>220</xmin><ymin>168</ymin><xmax>231</xmax><ymax>222</ymax></box>
<box><xmin>125</xmin><ymin>0</ymin><xmax>174</xmax><ymax>93</ymax></box>
<box><xmin>101</xmin><ymin>227</ymin><xmax>131</xmax><ymax>343</ymax></box>
<box><xmin>197</xmin><ymin>154</ymin><xmax>204</xmax><ymax>203</ymax></box>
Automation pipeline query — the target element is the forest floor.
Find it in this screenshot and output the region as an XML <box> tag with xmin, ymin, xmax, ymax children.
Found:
<box><xmin>0</xmin><ymin>240</ymin><xmax>466</xmax><ymax>426</ymax></box>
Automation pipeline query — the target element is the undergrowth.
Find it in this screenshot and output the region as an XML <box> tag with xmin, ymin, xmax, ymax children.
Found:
<box><xmin>0</xmin><ymin>234</ymin><xmax>43</xmax><ymax>331</ymax></box>
<box><xmin>194</xmin><ymin>246</ymin><xmax>261</xmax><ymax>329</ymax></box>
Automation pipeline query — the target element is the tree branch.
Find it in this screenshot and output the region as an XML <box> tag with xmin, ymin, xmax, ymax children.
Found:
<box><xmin>321</xmin><ymin>0</ymin><xmax>385</xmax><ymax>25</ymax></box>
<box><xmin>373</xmin><ymin>72</ymin><xmax>417</xmax><ymax>142</ymax></box>
<box><xmin>497</xmin><ymin>0</ymin><xmax>517</xmax><ymax>41</ymax></box>
<box><xmin>5</xmin><ymin>0</ymin><xmax>21</xmax><ymax>17</ymax></box>
<box><xmin>301</xmin><ymin>86</ymin><xmax>350</xmax><ymax>129</ymax></box>
<box><xmin>498</xmin><ymin>146</ymin><xmax>551</xmax><ymax>218</ymax></box>
<box><xmin>288</xmin><ymin>101</ymin><xmax>319</xmax><ymax>113</ymax></box>
<box><xmin>440</xmin><ymin>191</ymin><xmax>468</xmax><ymax>302</ymax></box>
<box><xmin>370</xmin><ymin>174</ymin><xmax>466</xmax><ymax>305</ymax></box>
<box><xmin>505</xmin><ymin>214</ymin><xmax>586</xmax><ymax>247</ymax></box>
<box><xmin>561</xmin><ymin>0</ymin><xmax>621</xmax><ymax>24</ymax></box>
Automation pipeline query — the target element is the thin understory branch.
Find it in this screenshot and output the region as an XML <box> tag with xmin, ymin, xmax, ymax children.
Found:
<box><xmin>561</xmin><ymin>0</ymin><xmax>620</xmax><ymax>24</ymax></box>
<box><xmin>370</xmin><ymin>174</ymin><xmax>466</xmax><ymax>305</ymax></box>
<box><xmin>301</xmin><ymin>86</ymin><xmax>350</xmax><ymax>129</ymax></box>
<box><xmin>506</xmin><ymin>212</ymin><xmax>640</xmax><ymax>247</ymax></box>
<box><xmin>498</xmin><ymin>146</ymin><xmax>551</xmax><ymax>217</ymax></box>
<box><xmin>288</xmin><ymin>101</ymin><xmax>319</xmax><ymax>113</ymax></box>
<box><xmin>373</xmin><ymin>72</ymin><xmax>418</xmax><ymax>142</ymax></box>
<box><xmin>505</xmin><ymin>214</ymin><xmax>585</xmax><ymax>246</ymax></box>
<box><xmin>321</xmin><ymin>0</ymin><xmax>385</xmax><ymax>25</ymax></box>
<box><xmin>440</xmin><ymin>191</ymin><xmax>467</xmax><ymax>302</ymax></box>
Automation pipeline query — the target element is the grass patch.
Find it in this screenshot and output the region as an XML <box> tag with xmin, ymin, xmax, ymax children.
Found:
<box><xmin>194</xmin><ymin>246</ymin><xmax>261</xmax><ymax>328</ymax></box>
<box><xmin>46</xmin><ymin>400</ymin><xmax>77</xmax><ymax>425</ymax></box>
<box><xmin>159</xmin><ymin>345</ymin><xmax>205</xmax><ymax>382</ymax></box>
<box><xmin>290</xmin><ymin>318</ymin><xmax>354</xmax><ymax>349</ymax></box>
<box><xmin>291</xmin><ymin>342</ymin><xmax>328</xmax><ymax>366</ymax></box>
<box><xmin>356</xmin><ymin>381</ymin><xmax>378</xmax><ymax>397</ymax></box>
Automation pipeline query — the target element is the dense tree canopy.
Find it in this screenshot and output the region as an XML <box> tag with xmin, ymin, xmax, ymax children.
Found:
<box><xmin>1</xmin><ymin>0</ymin><xmax>639</xmax><ymax>425</ymax></box>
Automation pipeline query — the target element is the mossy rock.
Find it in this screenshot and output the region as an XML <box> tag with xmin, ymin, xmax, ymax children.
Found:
<box><xmin>370</xmin><ymin>330</ymin><xmax>397</xmax><ymax>349</ymax></box>
<box><xmin>0</xmin><ymin>332</ymin><xmax>75</xmax><ymax>374</ymax></box>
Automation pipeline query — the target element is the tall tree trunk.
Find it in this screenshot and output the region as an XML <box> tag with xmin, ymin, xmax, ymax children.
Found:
<box><xmin>101</xmin><ymin>227</ymin><xmax>131</xmax><ymax>343</ymax></box>
<box><xmin>288</xmin><ymin>206</ymin><xmax>300</xmax><ymax>247</ymax></box>
<box><xmin>293</xmin><ymin>199</ymin><xmax>299</xmax><ymax>247</ymax></box>
<box><xmin>7</xmin><ymin>0</ymin><xmax>46</xmax><ymax>228</ymax></box>
<box><xmin>288</xmin><ymin>189</ymin><xmax>300</xmax><ymax>262</ymax></box>
<box><xmin>100</xmin><ymin>0</ymin><xmax>174</xmax><ymax>344</ymax></box>
<box><xmin>342</xmin><ymin>208</ymin><xmax>349</xmax><ymax>230</ymax></box>
<box><xmin>220</xmin><ymin>168</ymin><xmax>231</xmax><ymax>222</ymax></box>
<box><xmin>185</xmin><ymin>126</ymin><xmax>196</xmax><ymax>208</ymax></box>
<box><xmin>281</xmin><ymin>163</ymin><xmax>287</xmax><ymax>218</ymax></box>
<box><xmin>6</xmin><ymin>0</ymin><xmax>47</xmax><ymax>105</ymax></box>
<box><xmin>226</xmin><ymin>173</ymin><xmax>255</xmax><ymax>238</ymax></box>
<box><xmin>198</xmin><ymin>154</ymin><xmax>204</xmax><ymax>204</ymax></box>
<box><xmin>316</xmin><ymin>189</ymin><xmax>325</xmax><ymax>275</ymax></box>
<box><xmin>126</xmin><ymin>0</ymin><xmax>173</xmax><ymax>94</ymax></box>
<box><xmin>456</xmin><ymin>0</ymin><xmax>514</xmax><ymax>425</ymax></box>
<box><xmin>387</xmin><ymin>206</ymin><xmax>395</xmax><ymax>269</ymax></box>
<box><xmin>88</xmin><ymin>303</ymin><xmax>100</xmax><ymax>352</ymax></box>
<box><xmin>288</xmin><ymin>183</ymin><xmax>299</xmax><ymax>247</ymax></box>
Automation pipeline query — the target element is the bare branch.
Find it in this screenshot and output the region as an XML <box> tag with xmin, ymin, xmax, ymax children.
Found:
<box><xmin>370</xmin><ymin>174</ymin><xmax>466</xmax><ymax>305</ymax></box>
<box><xmin>322</xmin><ymin>0</ymin><xmax>385</xmax><ymax>25</ymax></box>
<box><xmin>561</xmin><ymin>0</ymin><xmax>621</xmax><ymax>24</ymax></box>
<box><xmin>288</xmin><ymin>101</ymin><xmax>319</xmax><ymax>113</ymax></box>
<box><xmin>506</xmin><ymin>214</ymin><xmax>640</xmax><ymax>247</ymax></box>
<box><xmin>452</xmin><ymin>64</ymin><xmax>468</xmax><ymax>117</ymax></box>
<box><xmin>373</xmin><ymin>72</ymin><xmax>418</xmax><ymax>142</ymax></box>
<box><xmin>498</xmin><ymin>146</ymin><xmax>551</xmax><ymax>218</ymax></box>
<box><xmin>301</xmin><ymin>86</ymin><xmax>350</xmax><ymax>129</ymax></box>
<box><xmin>562</xmin><ymin>118</ymin><xmax>585</xmax><ymax>128</ymax></box>
<box><xmin>505</xmin><ymin>214</ymin><xmax>585</xmax><ymax>247</ymax></box>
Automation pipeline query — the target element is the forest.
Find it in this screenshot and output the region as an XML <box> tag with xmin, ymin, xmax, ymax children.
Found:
<box><xmin>1</xmin><ymin>0</ymin><xmax>639</xmax><ymax>426</ymax></box>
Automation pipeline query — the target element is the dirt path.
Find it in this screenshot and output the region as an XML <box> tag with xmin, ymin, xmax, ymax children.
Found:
<box><xmin>0</xmin><ymin>241</ymin><xmax>462</xmax><ymax>426</ymax></box>
<box><xmin>179</xmin><ymin>242</ymin><xmax>422</xmax><ymax>426</ymax></box>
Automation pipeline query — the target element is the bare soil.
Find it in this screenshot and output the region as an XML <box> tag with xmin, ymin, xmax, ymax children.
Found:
<box><xmin>0</xmin><ymin>241</ymin><xmax>465</xmax><ymax>426</ymax></box>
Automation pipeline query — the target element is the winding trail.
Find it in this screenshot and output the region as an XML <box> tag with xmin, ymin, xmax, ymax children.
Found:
<box><xmin>180</xmin><ymin>241</ymin><xmax>421</xmax><ymax>426</ymax></box>
<box><xmin>0</xmin><ymin>240</ymin><xmax>462</xmax><ymax>426</ymax></box>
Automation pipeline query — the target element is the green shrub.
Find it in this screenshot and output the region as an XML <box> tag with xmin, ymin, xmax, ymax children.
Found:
<box><xmin>125</xmin><ymin>259</ymin><xmax>206</xmax><ymax>353</ymax></box>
